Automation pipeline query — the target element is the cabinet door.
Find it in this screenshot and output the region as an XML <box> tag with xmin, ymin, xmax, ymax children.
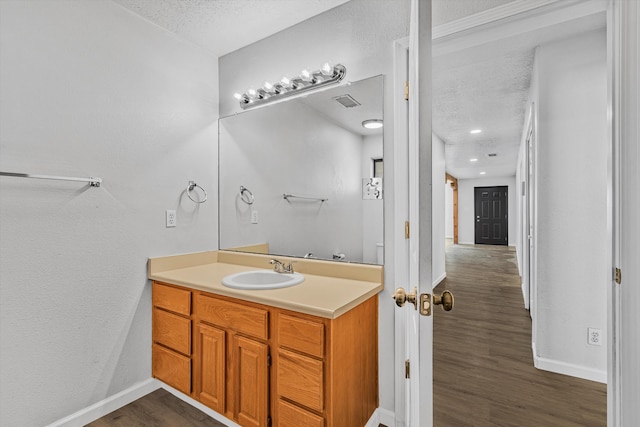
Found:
<box><xmin>197</xmin><ymin>323</ymin><xmax>226</xmax><ymax>413</ymax></box>
<box><xmin>233</xmin><ymin>335</ymin><xmax>269</xmax><ymax>427</ymax></box>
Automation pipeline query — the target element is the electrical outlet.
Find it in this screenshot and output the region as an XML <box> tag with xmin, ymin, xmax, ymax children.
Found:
<box><xmin>251</xmin><ymin>210</ymin><xmax>258</xmax><ymax>224</ymax></box>
<box><xmin>166</xmin><ymin>210</ymin><xmax>176</xmax><ymax>228</ymax></box>
<box><xmin>588</xmin><ymin>328</ymin><xmax>601</xmax><ymax>346</ymax></box>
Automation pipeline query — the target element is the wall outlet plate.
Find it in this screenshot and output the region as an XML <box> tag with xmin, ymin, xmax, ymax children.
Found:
<box><xmin>587</xmin><ymin>327</ymin><xmax>601</xmax><ymax>346</ymax></box>
<box><xmin>166</xmin><ymin>210</ymin><xmax>177</xmax><ymax>228</ymax></box>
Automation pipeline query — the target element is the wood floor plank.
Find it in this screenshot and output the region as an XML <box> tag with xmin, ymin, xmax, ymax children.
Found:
<box><xmin>85</xmin><ymin>389</ymin><xmax>226</xmax><ymax>427</ymax></box>
<box><xmin>434</xmin><ymin>241</ymin><xmax>606</xmax><ymax>426</ymax></box>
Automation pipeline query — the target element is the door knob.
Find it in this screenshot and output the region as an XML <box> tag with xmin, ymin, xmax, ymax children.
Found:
<box><xmin>393</xmin><ymin>287</ymin><xmax>417</xmax><ymax>310</ymax></box>
<box><xmin>433</xmin><ymin>290</ymin><xmax>454</xmax><ymax>311</ymax></box>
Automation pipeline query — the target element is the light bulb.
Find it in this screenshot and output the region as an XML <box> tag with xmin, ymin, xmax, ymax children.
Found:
<box><xmin>247</xmin><ymin>89</ymin><xmax>258</xmax><ymax>99</ymax></box>
<box><xmin>280</xmin><ymin>77</ymin><xmax>291</xmax><ymax>88</ymax></box>
<box><xmin>300</xmin><ymin>69</ymin><xmax>314</xmax><ymax>82</ymax></box>
<box><xmin>320</xmin><ymin>62</ymin><xmax>333</xmax><ymax>76</ymax></box>
<box><xmin>263</xmin><ymin>81</ymin><xmax>274</xmax><ymax>92</ymax></box>
<box><xmin>233</xmin><ymin>92</ymin><xmax>243</xmax><ymax>100</ymax></box>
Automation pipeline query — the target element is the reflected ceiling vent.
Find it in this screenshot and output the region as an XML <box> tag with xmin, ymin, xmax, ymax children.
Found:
<box><xmin>333</xmin><ymin>94</ymin><xmax>361</xmax><ymax>108</ymax></box>
<box><xmin>488</xmin><ymin>153</ymin><xmax>498</xmax><ymax>157</ymax></box>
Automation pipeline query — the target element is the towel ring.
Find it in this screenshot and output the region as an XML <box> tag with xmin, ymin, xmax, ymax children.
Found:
<box><xmin>239</xmin><ymin>186</ymin><xmax>254</xmax><ymax>205</ymax></box>
<box><xmin>187</xmin><ymin>181</ymin><xmax>207</xmax><ymax>203</ymax></box>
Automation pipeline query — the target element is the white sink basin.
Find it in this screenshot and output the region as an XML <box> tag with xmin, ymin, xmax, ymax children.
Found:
<box><xmin>222</xmin><ymin>270</ymin><xmax>304</xmax><ymax>290</ymax></box>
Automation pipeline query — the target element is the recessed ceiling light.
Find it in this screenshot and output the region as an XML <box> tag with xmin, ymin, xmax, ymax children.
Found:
<box><xmin>362</xmin><ymin>119</ymin><xmax>383</xmax><ymax>129</ymax></box>
<box><xmin>470</xmin><ymin>129</ymin><xmax>482</xmax><ymax>134</ymax></box>
<box><xmin>470</xmin><ymin>158</ymin><xmax>478</xmax><ymax>162</ymax></box>
<box><xmin>480</xmin><ymin>171</ymin><xmax>486</xmax><ymax>175</ymax></box>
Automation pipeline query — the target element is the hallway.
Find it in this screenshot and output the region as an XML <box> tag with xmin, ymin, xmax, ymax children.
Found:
<box><xmin>433</xmin><ymin>241</ymin><xmax>607</xmax><ymax>426</ymax></box>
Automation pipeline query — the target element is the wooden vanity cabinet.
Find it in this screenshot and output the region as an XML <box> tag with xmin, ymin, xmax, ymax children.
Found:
<box><xmin>273</xmin><ymin>298</ymin><xmax>378</xmax><ymax>427</ymax></box>
<box><xmin>152</xmin><ymin>283</ymin><xmax>192</xmax><ymax>395</ymax></box>
<box><xmin>195</xmin><ymin>294</ymin><xmax>270</xmax><ymax>426</ymax></box>
<box><xmin>152</xmin><ymin>281</ymin><xmax>378</xmax><ymax>427</ymax></box>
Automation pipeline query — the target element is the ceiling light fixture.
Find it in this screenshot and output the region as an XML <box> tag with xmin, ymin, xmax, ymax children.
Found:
<box><xmin>235</xmin><ymin>63</ymin><xmax>347</xmax><ymax>110</ymax></box>
<box><xmin>362</xmin><ymin>119</ymin><xmax>383</xmax><ymax>129</ymax></box>
<box><xmin>470</xmin><ymin>129</ymin><xmax>482</xmax><ymax>134</ymax></box>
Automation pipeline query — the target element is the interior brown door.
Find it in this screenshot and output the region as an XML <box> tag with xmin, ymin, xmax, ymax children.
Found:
<box><xmin>474</xmin><ymin>186</ymin><xmax>508</xmax><ymax>245</ymax></box>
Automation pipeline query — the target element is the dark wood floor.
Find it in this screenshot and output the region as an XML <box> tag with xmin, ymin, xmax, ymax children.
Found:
<box><xmin>88</xmin><ymin>242</ymin><xmax>606</xmax><ymax>426</ymax></box>
<box><xmin>434</xmin><ymin>241</ymin><xmax>607</xmax><ymax>426</ymax></box>
<box><xmin>85</xmin><ymin>388</ymin><xmax>226</xmax><ymax>427</ymax></box>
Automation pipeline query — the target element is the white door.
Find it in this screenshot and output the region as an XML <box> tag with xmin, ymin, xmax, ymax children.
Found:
<box><xmin>392</xmin><ymin>1</ymin><xmax>435</xmax><ymax>426</ymax></box>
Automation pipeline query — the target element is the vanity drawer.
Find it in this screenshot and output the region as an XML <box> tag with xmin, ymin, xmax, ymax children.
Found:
<box><xmin>197</xmin><ymin>294</ymin><xmax>268</xmax><ymax>340</ymax></box>
<box><xmin>277</xmin><ymin>399</ymin><xmax>324</xmax><ymax>427</ymax></box>
<box><xmin>278</xmin><ymin>314</ymin><xmax>324</xmax><ymax>358</ymax></box>
<box><xmin>153</xmin><ymin>282</ymin><xmax>191</xmax><ymax>316</ymax></box>
<box><xmin>153</xmin><ymin>308</ymin><xmax>191</xmax><ymax>355</ymax></box>
<box><xmin>277</xmin><ymin>349</ymin><xmax>324</xmax><ymax>412</ymax></box>
<box><xmin>152</xmin><ymin>344</ymin><xmax>191</xmax><ymax>395</ymax></box>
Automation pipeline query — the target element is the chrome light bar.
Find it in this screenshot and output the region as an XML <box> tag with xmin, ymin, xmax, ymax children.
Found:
<box><xmin>235</xmin><ymin>63</ymin><xmax>346</xmax><ymax>110</ymax></box>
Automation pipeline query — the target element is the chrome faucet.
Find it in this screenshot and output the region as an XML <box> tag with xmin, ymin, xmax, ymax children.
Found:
<box><xmin>270</xmin><ymin>259</ymin><xmax>294</xmax><ymax>274</ymax></box>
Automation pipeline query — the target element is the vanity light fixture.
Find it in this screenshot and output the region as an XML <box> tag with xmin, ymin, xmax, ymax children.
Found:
<box><xmin>235</xmin><ymin>63</ymin><xmax>347</xmax><ymax>110</ymax></box>
<box><xmin>470</xmin><ymin>129</ymin><xmax>482</xmax><ymax>134</ymax></box>
<box><xmin>362</xmin><ymin>119</ymin><xmax>384</xmax><ymax>129</ymax></box>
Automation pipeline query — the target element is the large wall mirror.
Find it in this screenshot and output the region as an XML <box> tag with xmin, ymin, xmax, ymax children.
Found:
<box><xmin>219</xmin><ymin>75</ymin><xmax>384</xmax><ymax>264</ymax></box>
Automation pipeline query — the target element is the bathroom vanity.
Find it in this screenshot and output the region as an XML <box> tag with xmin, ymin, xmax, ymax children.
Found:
<box><xmin>148</xmin><ymin>250</ymin><xmax>383</xmax><ymax>427</ymax></box>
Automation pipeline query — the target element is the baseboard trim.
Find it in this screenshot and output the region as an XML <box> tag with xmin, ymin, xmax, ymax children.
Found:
<box><xmin>432</xmin><ymin>272</ymin><xmax>447</xmax><ymax>289</ymax></box>
<box><xmin>365</xmin><ymin>407</ymin><xmax>395</xmax><ymax>427</ymax></box>
<box><xmin>532</xmin><ymin>343</ymin><xmax>607</xmax><ymax>383</ymax></box>
<box><xmin>45</xmin><ymin>378</ymin><xmax>161</xmax><ymax>427</ymax></box>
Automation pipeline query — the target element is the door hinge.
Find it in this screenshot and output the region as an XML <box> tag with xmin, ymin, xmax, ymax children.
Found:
<box><xmin>267</xmin><ymin>416</ymin><xmax>272</xmax><ymax>427</ymax></box>
<box><xmin>405</xmin><ymin>221</ymin><xmax>410</xmax><ymax>239</ymax></box>
<box><xmin>405</xmin><ymin>359</ymin><xmax>410</xmax><ymax>379</ymax></box>
<box><xmin>404</xmin><ymin>81</ymin><xmax>409</xmax><ymax>100</ymax></box>
<box><xmin>615</xmin><ymin>268</ymin><xmax>622</xmax><ymax>285</ymax></box>
<box><xmin>267</xmin><ymin>353</ymin><xmax>272</xmax><ymax>367</ymax></box>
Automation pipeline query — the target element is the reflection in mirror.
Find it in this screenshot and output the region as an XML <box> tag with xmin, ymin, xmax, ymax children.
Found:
<box><xmin>219</xmin><ymin>75</ymin><xmax>384</xmax><ymax>264</ymax></box>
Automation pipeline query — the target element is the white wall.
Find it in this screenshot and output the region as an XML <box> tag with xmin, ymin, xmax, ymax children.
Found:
<box><xmin>219</xmin><ymin>100</ymin><xmax>364</xmax><ymax>262</ymax></box>
<box><xmin>458</xmin><ymin>176</ymin><xmax>517</xmax><ymax>246</ymax></box>
<box><xmin>362</xmin><ymin>134</ymin><xmax>384</xmax><ymax>264</ymax></box>
<box><xmin>527</xmin><ymin>29</ymin><xmax>607</xmax><ymax>380</ymax></box>
<box><xmin>432</xmin><ymin>133</ymin><xmax>446</xmax><ymax>286</ymax></box>
<box><xmin>0</xmin><ymin>2</ymin><xmax>218</xmax><ymax>426</ymax></box>
<box><xmin>219</xmin><ymin>0</ymin><xmax>410</xmax><ymax>412</ymax></box>
<box><xmin>445</xmin><ymin>182</ymin><xmax>454</xmax><ymax>239</ymax></box>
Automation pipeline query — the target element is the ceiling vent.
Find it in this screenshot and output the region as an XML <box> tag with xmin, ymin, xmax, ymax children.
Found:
<box><xmin>333</xmin><ymin>94</ymin><xmax>361</xmax><ymax>108</ymax></box>
<box><xmin>488</xmin><ymin>153</ymin><xmax>498</xmax><ymax>157</ymax></box>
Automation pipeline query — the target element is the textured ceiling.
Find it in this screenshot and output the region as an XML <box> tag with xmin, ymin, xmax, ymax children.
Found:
<box><xmin>433</xmin><ymin>49</ymin><xmax>534</xmax><ymax>179</ymax></box>
<box><xmin>112</xmin><ymin>0</ymin><xmax>350</xmax><ymax>56</ymax></box>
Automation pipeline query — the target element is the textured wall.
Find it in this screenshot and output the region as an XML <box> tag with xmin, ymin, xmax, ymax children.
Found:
<box><xmin>0</xmin><ymin>1</ymin><xmax>218</xmax><ymax>425</ymax></box>
<box><xmin>533</xmin><ymin>29</ymin><xmax>607</xmax><ymax>377</ymax></box>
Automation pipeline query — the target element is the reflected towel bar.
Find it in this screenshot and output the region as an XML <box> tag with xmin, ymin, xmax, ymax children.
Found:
<box><xmin>283</xmin><ymin>193</ymin><xmax>327</xmax><ymax>202</ymax></box>
<box><xmin>0</xmin><ymin>171</ymin><xmax>102</xmax><ymax>187</ymax></box>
